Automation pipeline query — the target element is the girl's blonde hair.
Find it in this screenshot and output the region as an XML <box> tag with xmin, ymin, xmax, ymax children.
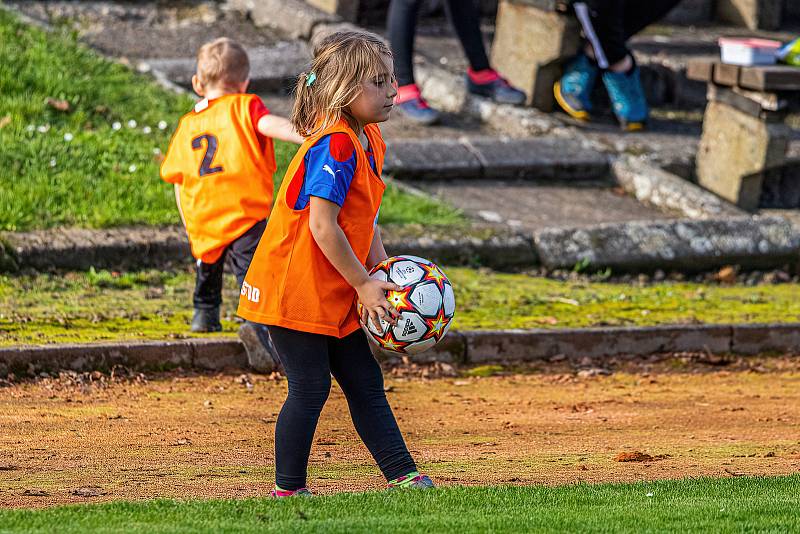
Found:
<box><xmin>291</xmin><ymin>31</ymin><xmax>393</xmax><ymax>137</ymax></box>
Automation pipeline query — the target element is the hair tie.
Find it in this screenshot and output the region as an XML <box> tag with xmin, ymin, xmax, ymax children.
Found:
<box><xmin>305</xmin><ymin>71</ymin><xmax>317</xmax><ymax>87</ymax></box>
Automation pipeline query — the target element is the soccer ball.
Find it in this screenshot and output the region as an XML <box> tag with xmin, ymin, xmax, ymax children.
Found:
<box><xmin>358</xmin><ymin>255</ymin><xmax>455</xmax><ymax>355</ymax></box>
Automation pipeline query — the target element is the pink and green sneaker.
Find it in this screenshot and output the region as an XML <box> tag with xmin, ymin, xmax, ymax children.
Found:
<box><xmin>387</xmin><ymin>471</ymin><xmax>435</xmax><ymax>490</ymax></box>
<box><xmin>270</xmin><ymin>486</ymin><xmax>313</xmax><ymax>498</ymax></box>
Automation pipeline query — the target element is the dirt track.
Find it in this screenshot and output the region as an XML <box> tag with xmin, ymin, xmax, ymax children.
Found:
<box><xmin>1</xmin><ymin>359</ymin><xmax>799</xmax><ymax>508</ymax></box>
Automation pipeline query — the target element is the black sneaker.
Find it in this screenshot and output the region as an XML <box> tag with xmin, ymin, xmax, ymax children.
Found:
<box><xmin>191</xmin><ymin>307</ymin><xmax>222</xmax><ymax>333</ymax></box>
<box><xmin>238</xmin><ymin>321</ymin><xmax>281</xmax><ymax>373</ymax></box>
<box><xmin>466</xmin><ymin>68</ymin><xmax>526</xmax><ymax>105</ymax></box>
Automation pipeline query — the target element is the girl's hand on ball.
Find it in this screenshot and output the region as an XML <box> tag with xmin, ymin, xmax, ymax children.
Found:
<box><xmin>357</xmin><ymin>279</ymin><xmax>401</xmax><ymax>328</ymax></box>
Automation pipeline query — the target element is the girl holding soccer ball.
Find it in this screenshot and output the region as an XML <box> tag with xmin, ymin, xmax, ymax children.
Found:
<box><xmin>237</xmin><ymin>30</ymin><xmax>434</xmax><ymax>496</ymax></box>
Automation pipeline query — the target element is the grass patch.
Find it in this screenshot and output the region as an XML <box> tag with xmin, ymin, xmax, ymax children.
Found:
<box><xmin>3</xmin><ymin>268</ymin><xmax>800</xmax><ymax>346</ymax></box>
<box><xmin>0</xmin><ymin>476</ymin><xmax>798</xmax><ymax>533</ymax></box>
<box><xmin>0</xmin><ymin>9</ymin><xmax>462</xmax><ymax>231</ymax></box>
<box><xmin>464</xmin><ymin>365</ymin><xmax>504</xmax><ymax>377</ymax></box>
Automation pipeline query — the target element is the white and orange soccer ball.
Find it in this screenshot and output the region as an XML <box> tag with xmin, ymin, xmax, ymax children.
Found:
<box><xmin>358</xmin><ymin>255</ymin><xmax>455</xmax><ymax>355</ymax></box>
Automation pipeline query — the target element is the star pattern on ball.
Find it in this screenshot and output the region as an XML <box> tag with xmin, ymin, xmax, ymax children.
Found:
<box><xmin>424</xmin><ymin>308</ymin><xmax>449</xmax><ymax>341</ymax></box>
<box><xmin>386</xmin><ymin>287</ymin><xmax>414</xmax><ymax>312</ymax></box>
<box><xmin>377</xmin><ymin>331</ymin><xmax>408</xmax><ymax>352</ymax></box>
<box><xmin>372</xmin><ymin>257</ymin><xmax>401</xmax><ymax>275</ymax></box>
<box><xmin>421</xmin><ymin>263</ymin><xmax>448</xmax><ymax>291</ymax></box>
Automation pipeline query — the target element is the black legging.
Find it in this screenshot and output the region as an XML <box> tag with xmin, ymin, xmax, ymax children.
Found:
<box><xmin>587</xmin><ymin>0</ymin><xmax>682</xmax><ymax>65</ymax></box>
<box><xmin>387</xmin><ymin>0</ymin><xmax>491</xmax><ymax>87</ymax></box>
<box><xmin>268</xmin><ymin>325</ymin><xmax>417</xmax><ymax>491</ymax></box>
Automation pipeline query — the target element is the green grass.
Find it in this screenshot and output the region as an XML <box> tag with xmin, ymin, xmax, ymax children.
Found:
<box><xmin>0</xmin><ymin>9</ymin><xmax>462</xmax><ymax>231</ymax></box>
<box><xmin>3</xmin><ymin>267</ymin><xmax>800</xmax><ymax>346</ymax></box>
<box><xmin>1</xmin><ymin>476</ymin><xmax>798</xmax><ymax>533</ymax></box>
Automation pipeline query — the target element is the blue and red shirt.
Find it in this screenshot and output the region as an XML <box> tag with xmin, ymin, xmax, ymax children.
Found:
<box><xmin>291</xmin><ymin>132</ymin><xmax>377</xmax><ymax>209</ymax></box>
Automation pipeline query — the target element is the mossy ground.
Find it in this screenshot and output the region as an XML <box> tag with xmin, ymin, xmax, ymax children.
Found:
<box><xmin>3</xmin><ymin>267</ymin><xmax>800</xmax><ymax>346</ymax></box>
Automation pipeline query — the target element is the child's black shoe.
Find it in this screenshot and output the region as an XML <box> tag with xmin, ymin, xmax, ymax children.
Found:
<box><xmin>190</xmin><ymin>307</ymin><xmax>222</xmax><ymax>333</ymax></box>
<box><xmin>238</xmin><ymin>321</ymin><xmax>282</xmax><ymax>373</ymax></box>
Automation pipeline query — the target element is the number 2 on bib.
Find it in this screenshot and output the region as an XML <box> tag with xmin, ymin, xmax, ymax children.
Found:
<box><xmin>191</xmin><ymin>134</ymin><xmax>224</xmax><ymax>176</ymax></box>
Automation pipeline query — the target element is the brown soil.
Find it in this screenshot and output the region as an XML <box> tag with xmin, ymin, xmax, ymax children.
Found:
<box><xmin>2</xmin><ymin>359</ymin><xmax>799</xmax><ymax>509</ymax></box>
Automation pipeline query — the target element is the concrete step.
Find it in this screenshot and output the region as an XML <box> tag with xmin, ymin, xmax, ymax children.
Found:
<box><xmin>384</xmin><ymin>137</ymin><xmax>609</xmax><ymax>181</ymax></box>
<box><xmin>409</xmin><ymin>179</ymin><xmax>672</xmax><ymax>233</ymax></box>
<box><xmin>144</xmin><ymin>41</ymin><xmax>310</xmax><ymax>94</ymax></box>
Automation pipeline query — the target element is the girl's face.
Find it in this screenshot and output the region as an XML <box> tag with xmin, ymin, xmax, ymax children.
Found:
<box><xmin>348</xmin><ymin>55</ymin><xmax>397</xmax><ymax>127</ymax></box>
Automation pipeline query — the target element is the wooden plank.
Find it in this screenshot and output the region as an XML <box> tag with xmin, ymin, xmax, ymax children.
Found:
<box><xmin>707</xmin><ymin>85</ymin><xmax>763</xmax><ymax>118</ymax></box>
<box><xmin>713</xmin><ymin>62</ymin><xmax>741</xmax><ymax>87</ymax></box>
<box><xmin>506</xmin><ymin>0</ymin><xmax>570</xmax><ymax>11</ymax></box>
<box><xmin>686</xmin><ymin>59</ymin><xmax>714</xmax><ymax>82</ymax></box>
<box><xmin>739</xmin><ymin>66</ymin><xmax>800</xmax><ymax>91</ymax></box>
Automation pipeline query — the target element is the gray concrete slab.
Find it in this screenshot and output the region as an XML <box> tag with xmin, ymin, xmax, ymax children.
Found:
<box><xmin>10</xmin><ymin>1</ymin><xmax>289</xmax><ymax>59</ymax></box>
<box><xmin>10</xmin><ymin>322</ymin><xmax>800</xmax><ymax>375</ymax></box>
<box><xmin>613</xmin><ymin>156</ymin><xmax>746</xmax><ymax>219</ymax></box>
<box><xmin>411</xmin><ymin>180</ymin><xmax>673</xmax><ymax>232</ymax></box>
<box><xmin>534</xmin><ymin>216</ymin><xmax>800</xmax><ymax>272</ymax></box>
<box><xmin>383</xmin><ymin>139</ymin><xmax>483</xmax><ymax>179</ymax></box>
<box><xmin>464</xmin><ymin>325</ymin><xmax>732</xmax><ymax>364</ymax></box>
<box><xmin>466</xmin><ymin>138</ymin><xmax>609</xmax><ymax>181</ymax></box>
<box><xmin>146</xmin><ymin>41</ymin><xmax>310</xmax><ymax>93</ymax></box>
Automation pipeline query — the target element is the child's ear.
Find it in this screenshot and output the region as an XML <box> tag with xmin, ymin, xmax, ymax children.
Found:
<box><xmin>191</xmin><ymin>75</ymin><xmax>205</xmax><ymax>97</ymax></box>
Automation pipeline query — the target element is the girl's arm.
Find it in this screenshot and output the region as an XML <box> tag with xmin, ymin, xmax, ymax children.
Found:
<box><xmin>309</xmin><ymin>197</ymin><xmax>400</xmax><ymax>327</ymax></box>
<box><xmin>257</xmin><ymin>114</ymin><xmax>305</xmax><ymax>144</ymax></box>
<box><xmin>366</xmin><ymin>226</ymin><xmax>389</xmax><ymax>270</ymax></box>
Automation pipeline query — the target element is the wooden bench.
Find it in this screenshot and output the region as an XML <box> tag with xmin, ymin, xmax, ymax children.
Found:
<box><xmin>687</xmin><ymin>59</ymin><xmax>800</xmax><ymax>211</ymax></box>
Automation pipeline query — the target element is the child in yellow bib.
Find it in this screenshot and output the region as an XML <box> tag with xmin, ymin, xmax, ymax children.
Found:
<box><xmin>238</xmin><ymin>31</ymin><xmax>433</xmax><ymax>496</ymax></box>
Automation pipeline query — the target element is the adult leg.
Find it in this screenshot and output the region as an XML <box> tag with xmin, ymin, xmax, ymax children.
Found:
<box><xmin>329</xmin><ymin>330</ymin><xmax>417</xmax><ymax>482</ymax></box>
<box><xmin>584</xmin><ymin>0</ymin><xmax>628</xmax><ymax>66</ymax></box>
<box><xmin>386</xmin><ymin>0</ymin><xmax>421</xmax><ymax>87</ymax></box>
<box><xmin>387</xmin><ymin>0</ymin><xmax>442</xmax><ymax>123</ymax></box>
<box><xmin>268</xmin><ymin>326</ymin><xmax>332</xmax><ymax>491</ymax></box>
<box><xmin>622</xmin><ymin>0</ymin><xmax>683</xmax><ymax>41</ymax></box>
<box><xmin>441</xmin><ymin>0</ymin><xmax>490</xmax><ymax>72</ymax></box>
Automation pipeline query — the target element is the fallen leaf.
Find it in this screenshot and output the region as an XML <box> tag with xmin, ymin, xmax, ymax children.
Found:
<box><xmin>46</xmin><ymin>97</ymin><xmax>70</xmax><ymax>112</ymax></box>
<box><xmin>714</xmin><ymin>266</ymin><xmax>737</xmax><ymax>284</ymax></box>
<box><xmin>0</xmin><ymin>115</ymin><xmax>10</xmax><ymax>129</ymax></box>
<box><xmin>615</xmin><ymin>451</ymin><xmax>653</xmax><ymax>462</ymax></box>
<box><xmin>72</xmin><ymin>486</ymin><xmax>104</xmax><ymax>497</ymax></box>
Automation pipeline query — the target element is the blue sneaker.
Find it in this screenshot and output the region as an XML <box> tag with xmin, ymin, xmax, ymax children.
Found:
<box><xmin>554</xmin><ymin>53</ymin><xmax>599</xmax><ymax>121</ymax></box>
<box><xmin>602</xmin><ymin>63</ymin><xmax>649</xmax><ymax>131</ymax></box>
<box><xmin>395</xmin><ymin>84</ymin><xmax>441</xmax><ymax>125</ymax></box>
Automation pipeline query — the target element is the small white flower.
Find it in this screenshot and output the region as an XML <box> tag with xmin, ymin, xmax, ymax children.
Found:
<box><xmin>127</xmin><ymin>119</ymin><xmax>137</xmax><ymax>128</ymax></box>
<box><xmin>646</xmin><ymin>492</ymin><xmax>654</xmax><ymax>497</ymax></box>
<box><xmin>112</xmin><ymin>121</ymin><xmax>122</xmax><ymax>131</ymax></box>
<box><xmin>26</xmin><ymin>124</ymin><xmax>35</xmax><ymax>132</ymax></box>
<box><xmin>142</xmin><ymin>126</ymin><xmax>152</xmax><ymax>134</ymax></box>
<box><xmin>128</xmin><ymin>164</ymin><xmax>137</xmax><ymax>173</ymax></box>
<box><xmin>63</xmin><ymin>133</ymin><xmax>74</xmax><ymax>142</ymax></box>
<box><xmin>158</xmin><ymin>120</ymin><xmax>168</xmax><ymax>130</ymax></box>
<box><xmin>152</xmin><ymin>147</ymin><xmax>161</xmax><ymax>155</ymax></box>
<box><xmin>50</xmin><ymin>158</ymin><xmax>57</xmax><ymax>167</ymax></box>
<box><xmin>37</xmin><ymin>124</ymin><xmax>49</xmax><ymax>133</ymax></box>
